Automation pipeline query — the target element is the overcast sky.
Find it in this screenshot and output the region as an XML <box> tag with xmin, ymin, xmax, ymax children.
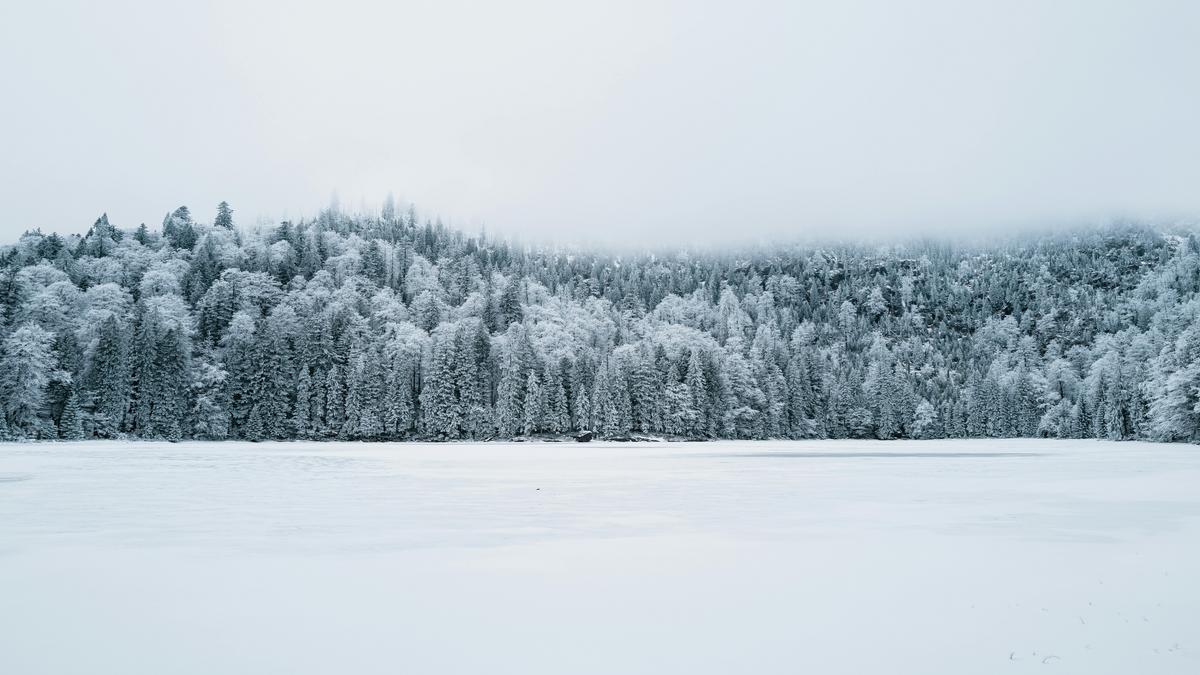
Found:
<box><xmin>1</xmin><ymin>0</ymin><xmax>1198</xmax><ymax>245</ymax></box>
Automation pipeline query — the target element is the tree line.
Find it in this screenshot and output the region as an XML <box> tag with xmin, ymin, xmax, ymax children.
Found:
<box><xmin>3</xmin><ymin>200</ymin><xmax>1200</xmax><ymax>443</ymax></box>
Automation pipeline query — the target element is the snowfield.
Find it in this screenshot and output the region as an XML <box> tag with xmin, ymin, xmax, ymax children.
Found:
<box><xmin>1</xmin><ymin>439</ymin><xmax>1198</xmax><ymax>674</ymax></box>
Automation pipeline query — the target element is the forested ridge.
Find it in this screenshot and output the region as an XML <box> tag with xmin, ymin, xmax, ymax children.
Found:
<box><xmin>3</xmin><ymin>200</ymin><xmax>1200</xmax><ymax>443</ymax></box>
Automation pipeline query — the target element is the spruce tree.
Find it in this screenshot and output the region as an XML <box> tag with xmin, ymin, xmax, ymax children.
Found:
<box><xmin>544</xmin><ymin>363</ymin><xmax>569</xmax><ymax>434</ymax></box>
<box><xmin>0</xmin><ymin>324</ymin><xmax>56</xmax><ymax>438</ymax></box>
<box><xmin>85</xmin><ymin>315</ymin><xmax>129</xmax><ymax>437</ymax></box>
<box><xmin>499</xmin><ymin>280</ymin><xmax>523</xmax><ymax>329</ymax></box>
<box><xmin>147</xmin><ymin>328</ymin><xmax>189</xmax><ymax>440</ymax></box>
<box><xmin>571</xmin><ymin>363</ymin><xmax>592</xmax><ymax>432</ymax></box>
<box><xmin>215</xmin><ymin>201</ymin><xmax>235</xmax><ymax>230</ymax></box>
<box><xmin>292</xmin><ymin>367</ymin><xmax>312</xmax><ymax>439</ymax></box>
<box><xmin>421</xmin><ymin>323</ymin><xmax>462</xmax><ymax>438</ymax></box>
<box><xmin>523</xmin><ymin>370</ymin><xmax>544</xmax><ymax>436</ymax></box>
<box><xmin>911</xmin><ymin>399</ymin><xmax>940</xmax><ymax>439</ymax></box>
<box><xmin>685</xmin><ymin>349</ymin><xmax>710</xmax><ymax>438</ymax></box>
<box><xmin>59</xmin><ymin>386</ymin><xmax>84</xmax><ymax>440</ymax></box>
<box><xmin>495</xmin><ymin>326</ymin><xmax>527</xmax><ymax>437</ymax></box>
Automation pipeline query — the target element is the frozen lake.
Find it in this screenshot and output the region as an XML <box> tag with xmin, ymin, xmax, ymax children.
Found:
<box><xmin>1</xmin><ymin>439</ymin><xmax>1198</xmax><ymax>674</ymax></box>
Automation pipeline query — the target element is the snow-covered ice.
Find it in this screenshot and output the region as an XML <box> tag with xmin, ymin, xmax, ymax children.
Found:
<box><xmin>1</xmin><ymin>439</ymin><xmax>1198</xmax><ymax>674</ymax></box>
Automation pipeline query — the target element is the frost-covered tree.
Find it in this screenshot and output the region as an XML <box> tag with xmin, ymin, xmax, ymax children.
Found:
<box><xmin>0</xmin><ymin>324</ymin><xmax>56</xmax><ymax>437</ymax></box>
<box><xmin>571</xmin><ymin>358</ymin><xmax>592</xmax><ymax>432</ymax></box>
<box><xmin>685</xmin><ymin>349</ymin><xmax>710</xmax><ymax>437</ymax></box>
<box><xmin>83</xmin><ymin>315</ymin><xmax>129</xmax><ymax>437</ymax></box>
<box><xmin>214</xmin><ymin>201</ymin><xmax>235</xmax><ymax>230</ymax></box>
<box><xmin>522</xmin><ymin>370</ymin><xmax>544</xmax><ymax>436</ymax></box>
<box><xmin>910</xmin><ymin>399</ymin><xmax>940</xmax><ymax>439</ymax></box>
<box><xmin>422</xmin><ymin>322</ymin><xmax>463</xmax><ymax>439</ymax></box>
<box><xmin>190</xmin><ymin>355</ymin><xmax>230</xmax><ymax>440</ymax></box>
<box><xmin>544</xmin><ymin>362</ymin><xmax>570</xmax><ymax>434</ymax></box>
<box><xmin>59</xmin><ymin>385</ymin><xmax>84</xmax><ymax>440</ymax></box>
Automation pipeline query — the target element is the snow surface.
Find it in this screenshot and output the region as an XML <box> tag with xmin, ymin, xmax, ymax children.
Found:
<box><xmin>1</xmin><ymin>439</ymin><xmax>1197</xmax><ymax>674</ymax></box>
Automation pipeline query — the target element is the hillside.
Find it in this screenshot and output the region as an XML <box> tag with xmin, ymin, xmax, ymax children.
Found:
<box><xmin>3</xmin><ymin>204</ymin><xmax>1199</xmax><ymax>442</ymax></box>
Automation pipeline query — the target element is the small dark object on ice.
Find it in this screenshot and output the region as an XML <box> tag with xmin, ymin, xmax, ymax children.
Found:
<box><xmin>575</xmin><ymin>431</ymin><xmax>594</xmax><ymax>443</ymax></box>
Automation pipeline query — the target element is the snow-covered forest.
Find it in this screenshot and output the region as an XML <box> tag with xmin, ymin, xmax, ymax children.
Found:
<box><xmin>3</xmin><ymin>201</ymin><xmax>1200</xmax><ymax>443</ymax></box>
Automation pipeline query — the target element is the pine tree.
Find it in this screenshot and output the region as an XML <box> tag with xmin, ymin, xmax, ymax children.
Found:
<box><xmin>421</xmin><ymin>323</ymin><xmax>463</xmax><ymax>439</ymax></box>
<box><xmin>357</xmin><ymin>349</ymin><xmax>385</xmax><ymax>439</ymax></box>
<box><xmin>544</xmin><ymin>363</ymin><xmax>569</xmax><ymax>434</ymax></box>
<box><xmin>214</xmin><ymin>201</ymin><xmax>235</xmax><ymax>230</ymax></box>
<box><xmin>59</xmin><ymin>386</ymin><xmax>84</xmax><ymax>440</ymax></box>
<box><xmin>592</xmin><ymin>363</ymin><xmax>612</xmax><ymax>435</ymax></box>
<box><xmin>292</xmin><ymin>367</ymin><xmax>312</xmax><ymax>439</ymax></box>
<box><xmin>190</xmin><ymin>356</ymin><xmax>230</xmax><ymax>440</ymax></box>
<box><xmin>627</xmin><ymin>350</ymin><xmax>660</xmax><ymax>433</ymax></box>
<box><xmin>341</xmin><ymin>354</ymin><xmax>366</xmax><ymax>439</ymax></box>
<box><xmin>221</xmin><ymin>312</ymin><xmax>257</xmax><ymax>436</ymax></box>
<box><xmin>411</xmin><ymin>291</ymin><xmax>442</xmax><ymax>332</ymax></box>
<box><xmin>685</xmin><ymin>349</ymin><xmax>710</xmax><ymax>437</ymax></box>
<box><xmin>911</xmin><ymin>399</ymin><xmax>940</xmax><ymax>439</ymax></box>
<box><xmin>382</xmin><ymin>192</ymin><xmax>397</xmax><ymax>224</ymax></box>
<box><xmin>253</xmin><ymin>318</ymin><xmax>291</xmax><ymax>439</ymax></box>
<box><xmin>827</xmin><ymin>371</ymin><xmax>852</xmax><ymax>439</ymax></box>
<box><xmin>495</xmin><ymin>325</ymin><xmax>527</xmax><ymax>437</ymax></box>
<box><xmin>499</xmin><ymin>279</ymin><xmax>523</xmax><ymax>329</ymax></box>
<box><xmin>456</xmin><ymin>320</ymin><xmax>493</xmax><ymax>438</ymax></box>
<box><xmin>163</xmin><ymin>206</ymin><xmax>197</xmax><ymax>250</ymax></box>
<box><xmin>381</xmin><ymin>322</ymin><xmax>425</xmax><ymax>438</ymax></box>
<box><xmin>244</xmin><ymin>404</ymin><xmax>265</xmax><ymax>441</ymax></box>
<box><xmin>764</xmin><ymin>363</ymin><xmax>787</xmax><ymax>438</ymax></box>
<box><xmin>0</xmin><ymin>324</ymin><xmax>56</xmax><ymax>437</ymax></box>
<box><xmin>324</xmin><ymin>365</ymin><xmax>345</xmax><ymax>437</ymax></box>
<box><xmin>571</xmin><ymin>361</ymin><xmax>592</xmax><ymax>432</ymax></box>
<box><xmin>662</xmin><ymin>380</ymin><xmax>694</xmax><ymax>437</ymax></box>
<box><xmin>523</xmin><ymin>370</ymin><xmax>544</xmax><ymax>436</ymax></box>
<box><xmin>147</xmin><ymin>328</ymin><xmax>190</xmax><ymax>440</ymax></box>
<box><xmin>721</xmin><ymin>349</ymin><xmax>765</xmax><ymax>439</ymax></box>
<box><xmin>84</xmin><ymin>315</ymin><xmax>129</xmax><ymax>437</ymax></box>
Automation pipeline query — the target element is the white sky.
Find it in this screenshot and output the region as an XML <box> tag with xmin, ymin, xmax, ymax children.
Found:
<box><xmin>2</xmin><ymin>0</ymin><xmax>1198</xmax><ymax>245</ymax></box>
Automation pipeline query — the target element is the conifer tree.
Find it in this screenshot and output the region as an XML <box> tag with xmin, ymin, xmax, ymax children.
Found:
<box><xmin>324</xmin><ymin>365</ymin><xmax>345</xmax><ymax>437</ymax></box>
<box><xmin>522</xmin><ymin>370</ymin><xmax>544</xmax><ymax>436</ymax></box>
<box><xmin>148</xmin><ymin>328</ymin><xmax>189</xmax><ymax>440</ymax></box>
<box><xmin>544</xmin><ymin>363</ymin><xmax>569</xmax><ymax>434</ymax></box>
<box><xmin>571</xmin><ymin>360</ymin><xmax>592</xmax><ymax>432</ymax></box>
<box><xmin>685</xmin><ymin>349</ymin><xmax>710</xmax><ymax>437</ymax></box>
<box><xmin>292</xmin><ymin>367</ymin><xmax>312</xmax><ymax>438</ymax></box>
<box><xmin>499</xmin><ymin>279</ymin><xmax>523</xmax><ymax>329</ymax></box>
<box><xmin>592</xmin><ymin>363</ymin><xmax>612</xmax><ymax>435</ymax></box>
<box><xmin>1</xmin><ymin>324</ymin><xmax>56</xmax><ymax>437</ymax></box>
<box><xmin>190</xmin><ymin>356</ymin><xmax>229</xmax><ymax>440</ymax></box>
<box><xmin>911</xmin><ymin>399</ymin><xmax>940</xmax><ymax>439</ymax></box>
<box><xmin>214</xmin><ymin>201</ymin><xmax>235</xmax><ymax>230</ymax></box>
<box><xmin>422</xmin><ymin>323</ymin><xmax>463</xmax><ymax>438</ymax></box>
<box><xmin>85</xmin><ymin>315</ymin><xmax>129</xmax><ymax>437</ymax></box>
<box><xmin>59</xmin><ymin>385</ymin><xmax>84</xmax><ymax>440</ymax></box>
